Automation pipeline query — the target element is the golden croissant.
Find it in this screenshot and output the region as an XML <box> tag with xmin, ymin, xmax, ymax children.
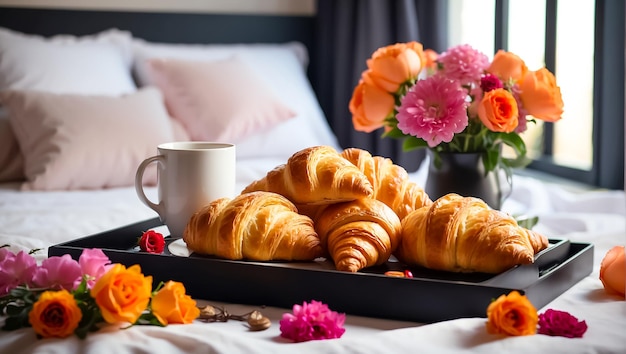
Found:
<box><xmin>396</xmin><ymin>193</ymin><xmax>549</xmax><ymax>274</ymax></box>
<box><xmin>340</xmin><ymin>147</ymin><xmax>432</xmax><ymax>220</ymax></box>
<box><xmin>183</xmin><ymin>191</ymin><xmax>323</xmax><ymax>261</ymax></box>
<box><xmin>241</xmin><ymin>145</ymin><xmax>373</xmax><ymax>205</ymax></box>
<box><xmin>313</xmin><ymin>198</ymin><xmax>402</xmax><ymax>272</ymax></box>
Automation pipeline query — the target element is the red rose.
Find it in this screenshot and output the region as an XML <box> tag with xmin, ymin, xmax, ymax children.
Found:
<box><xmin>138</xmin><ymin>230</ymin><xmax>165</xmax><ymax>254</ymax></box>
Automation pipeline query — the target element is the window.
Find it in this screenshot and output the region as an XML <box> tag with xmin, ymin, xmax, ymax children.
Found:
<box><xmin>448</xmin><ymin>0</ymin><xmax>624</xmax><ymax>189</ymax></box>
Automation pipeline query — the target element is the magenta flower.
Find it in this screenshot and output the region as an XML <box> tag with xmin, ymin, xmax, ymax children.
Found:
<box><xmin>538</xmin><ymin>309</ymin><xmax>588</xmax><ymax>338</ymax></box>
<box><xmin>78</xmin><ymin>248</ymin><xmax>112</xmax><ymax>288</ymax></box>
<box><xmin>480</xmin><ymin>73</ymin><xmax>503</xmax><ymax>92</ymax></box>
<box><xmin>396</xmin><ymin>75</ymin><xmax>469</xmax><ymax>147</ymax></box>
<box><xmin>437</xmin><ymin>44</ymin><xmax>490</xmax><ymax>86</ymax></box>
<box><xmin>32</xmin><ymin>254</ymin><xmax>82</xmax><ymax>291</ymax></box>
<box><xmin>0</xmin><ymin>249</ymin><xmax>38</xmax><ymax>296</ymax></box>
<box><xmin>279</xmin><ymin>300</ymin><xmax>346</xmax><ymax>342</ymax></box>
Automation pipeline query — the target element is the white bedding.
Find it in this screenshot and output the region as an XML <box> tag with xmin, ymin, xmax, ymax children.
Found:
<box><xmin>1</xmin><ymin>160</ymin><xmax>625</xmax><ymax>354</ymax></box>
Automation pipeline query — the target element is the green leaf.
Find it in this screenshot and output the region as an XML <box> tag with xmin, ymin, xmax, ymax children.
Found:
<box><xmin>498</xmin><ymin>133</ymin><xmax>531</xmax><ymax>168</ymax></box>
<box><xmin>402</xmin><ymin>136</ymin><xmax>429</xmax><ymax>151</ymax></box>
<box><xmin>516</xmin><ymin>215</ymin><xmax>540</xmax><ymax>230</ymax></box>
<box><xmin>381</xmin><ymin>126</ymin><xmax>405</xmax><ymax>139</ymax></box>
<box><xmin>482</xmin><ymin>148</ymin><xmax>500</xmax><ymax>174</ymax></box>
<box><xmin>135</xmin><ymin>312</ymin><xmax>165</xmax><ymax>327</ymax></box>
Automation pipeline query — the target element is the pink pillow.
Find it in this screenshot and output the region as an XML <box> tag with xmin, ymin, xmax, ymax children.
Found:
<box><xmin>0</xmin><ymin>87</ymin><xmax>185</xmax><ymax>191</ymax></box>
<box><xmin>147</xmin><ymin>57</ymin><xmax>296</xmax><ymax>142</ymax></box>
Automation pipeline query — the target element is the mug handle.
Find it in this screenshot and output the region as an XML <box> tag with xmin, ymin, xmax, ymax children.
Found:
<box><xmin>135</xmin><ymin>155</ymin><xmax>165</xmax><ymax>219</ymax></box>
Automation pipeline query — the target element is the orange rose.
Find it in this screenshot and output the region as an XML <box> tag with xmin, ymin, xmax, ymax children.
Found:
<box><xmin>91</xmin><ymin>263</ymin><xmax>153</xmax><ymax>324</ymax></box>
<box><xmin>486</xmin><ymin>290</ymin><xmax>538</xmax><ymax>336</ymax></box>
<box><xmin>365</xmin><ymin>42</ymin><xmax>424</xmax><ymax>93</ymax></box>
<box><xmin>151</xmin><ymin>281</ymin><xmax>200</xmax><ymax>325</ymax></box>
<box><xmin>349</xmin><ymin>76</ymin><xmax>395</xmax><ymax>133</ymax></box>
<box><xmin>487</xmin><ymin>50</ymin><xmax>528</xmax><ymax>83</ymax></box>
<box><xmin>599</xmin><ymin>245</ymin><xmax>625</xmax><ymax>298</ymax></box>
<box><xmin>519</xmin><ymin>68</ymin><xmax>564</xmax><ymax>122</ymax></box>
<box><xmin>477</xmin><ymin>88</ymin><xmax>519</xmax><ymax>132</ymax></box>
<box><xmin>423</xmin><ymin>48</ymin><xmax>439</xmax><ymax>74</ymax></box>
<box><xmin>28</xmin><ymin>289</ymin><xmax>82</xmax><ymax>338</ymax></box>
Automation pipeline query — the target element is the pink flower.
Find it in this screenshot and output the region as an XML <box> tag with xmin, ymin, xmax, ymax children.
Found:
<box><xmin>32</xmin><ymin>254</ymin><xmax>82</xmax><ymax>291</ymax></box>
<box><xmin>510</xmin><ymin>84</ymin><xmax>528</xmax><ymax>133</ymax></box>
<box><xmin>279</xmin><ymin>300</ymin><xmax>346</xmax><ymax>342</ymax></box>
<box><xmin>78</xmin><ymin>248</ymin><xmax>112</xmax><ymax>288</ymax></box>
<box><xmin>437</xmin><ymin>44</ymin><xmax>490</xmax><ymax>86</ymax></box>
<box><xmin>396</xmin><ymin>75</ymin><xmax>469</xmax><ymax>147</ymax></box>
<box><xmin>538</xmin><ymin>309</ymin><xmax>588</xmax><ymax>338</ymax></box>
<box><xmin>0</xmin><ymin>249</ymin><xmax>38</xmax><ymax>296</ymax></box>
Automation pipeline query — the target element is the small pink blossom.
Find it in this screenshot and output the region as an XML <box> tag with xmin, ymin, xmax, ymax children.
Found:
<box><xmin>396</xmin><ymin>75</ymin><xmax>469</xmax><ymax>147</ymax></box>
<box><xmin>437</xmin><ymin>44</ymin><xmax>490</xmax><ymax>86</ymax></box>
<box><xmin>279</xmin><ymin>300</ymin><xmax>346</xmax><ymax>342</ymax></box>
<box><xmin>32</xmin><ymin>254</ymin><xmax>82</xmax><ymax>291</ymax></box>
<box><xmin>510</xmin><ymin>84</ymin><xmax>528</xmax><ymax>133</ymax></box>
<box><xmin>538</xmin><ymin>309</ymin><xmax>588</xmax><ymax>338</ymax></box>
<box><xmin>0</xmin><ymin>250</ymin><xmax>38</xmax><ymax>296</ymax></box>
<box><xmin>480</xmin><ymin>74</ymin><xmax>503</xmax><ymax>92</ymax></box>
<box><xmin>78</xmin><ymin>248</ymin><xmax>112</xmax><ymax>288</ymax></box>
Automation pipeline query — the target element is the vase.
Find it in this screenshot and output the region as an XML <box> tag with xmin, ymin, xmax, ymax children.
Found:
<box><xmin>424</xmin><ymin>150</ymin><xmax>510</xmax><ymax>210</ymax></box>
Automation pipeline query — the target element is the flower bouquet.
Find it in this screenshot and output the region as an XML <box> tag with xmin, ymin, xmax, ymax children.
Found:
<box><xmin>349</xmin><ymin>42</ymin><xmax>564</xmax><ymax>180</ymax></box>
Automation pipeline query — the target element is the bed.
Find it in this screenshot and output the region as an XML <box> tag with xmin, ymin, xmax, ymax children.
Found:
<box><xmin>0</xmin><ymin>6</ymin><xmax>625</xmax><ymax>354</ymax></box>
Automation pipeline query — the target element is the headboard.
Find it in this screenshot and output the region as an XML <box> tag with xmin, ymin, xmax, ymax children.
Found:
<box><xmin>0</xmin><ymin>6</ymin><xmax>315</xmax><ymax>47</ymax></box>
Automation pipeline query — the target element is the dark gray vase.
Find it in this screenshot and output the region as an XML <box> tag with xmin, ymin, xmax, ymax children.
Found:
<box><xmin>424</xmin><ymin>150</ymin><xmax>508</xmax><ymax>209</ymax></box>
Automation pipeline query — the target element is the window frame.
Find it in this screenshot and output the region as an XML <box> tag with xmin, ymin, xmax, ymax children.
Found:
<box><xmin>495</xmin><ymin>0</ymin><xmax>624</xmax><ymax>189</ymax></box>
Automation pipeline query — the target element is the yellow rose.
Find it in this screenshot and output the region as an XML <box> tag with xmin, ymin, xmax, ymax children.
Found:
<box><xmin>365</xmin><ymin>42</ymin><xmax>424</xmax><ymax>93</ymax></box>
<box><xmin>599</xmin><ymin>245</ymin><xmax>625</xmax><ymax>298</ymax></box>
<box><xmin>477</xmin><ymin>88</ymin><xmax>519</xmax><ymax>132</ymax></box>
<box><xmin>28</xmin><ymin>289</ymin><xmax>82</xmax><ymax>338</ymax></box>
<box><xmin>486</xmin><ymin>290</ymin><xmax>538</xmax><ymax>336</ymax></box>
<box><xmin>151</xmin><ymin>281</ymin><xmax>200</xmax><ymax>325</ymax></box>
<box><xmin>487</xmin><ymin>50</ymin><xmax>528</xmax><ymax>83</ymax></box>
<box><xmin>519</xmin><ymin>68</ymin><xmax>564</xmax><ymax>122</ymax></box>
<box><xmin>91</xmin><ymin>263</ymin><xmax>152</xmax><ymax>324</ymax></box>
<box><xmin>349</xmin><ymin>76</ymin><xmax>395</xmax><ymax>133</ymax></box>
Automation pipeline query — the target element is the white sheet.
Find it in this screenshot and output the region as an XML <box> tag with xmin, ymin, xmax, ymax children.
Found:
<box><xmin>1</xmin><ymin>159</ymin><xmax>625</xmax><ymax>354</ymax></box>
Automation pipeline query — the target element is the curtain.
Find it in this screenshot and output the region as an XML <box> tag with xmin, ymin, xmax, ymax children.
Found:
<box><xmin>312</xmin><ymin>0</ymin><xmax>448</xmax><ymax>172</ymax></box>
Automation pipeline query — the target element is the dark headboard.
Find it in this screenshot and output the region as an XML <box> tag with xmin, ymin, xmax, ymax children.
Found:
<box><xmin>0</xmin><ymin>6</ymin><xmax>315</xmax><ymax>48</ymax></box>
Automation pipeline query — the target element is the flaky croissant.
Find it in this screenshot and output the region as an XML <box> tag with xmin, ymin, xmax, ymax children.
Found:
<box><xmin>341</xmin><ymin>147</ymin><xmax>432</xmax><ymax>220</ymax></box>
<box><xmin>241</xmin><ymin>145</ymin><xmax>373</xmax><ymax>205</ymax></box>
<box><xmin>183</xmin><ymin>191</ymin><xmax>323</xmax><ymax>261</ymax></box>
<box><xmin>396</xmin><ymin>193</ymin><xmax>549</xmax><ymax>274</ymax></box>
<box><xmin>313</xmin><ymin>198</ymin><xmax>402</xmax><ymax>272</ymax></box>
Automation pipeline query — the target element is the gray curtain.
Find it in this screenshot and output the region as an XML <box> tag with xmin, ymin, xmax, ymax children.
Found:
<box><xmin>312</xmin><ymin>0</ymin><xmax>448</xmax><ymax>172</ymax></box>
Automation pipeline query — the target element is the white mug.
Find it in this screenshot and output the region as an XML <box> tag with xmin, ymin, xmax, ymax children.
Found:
<box><xmin>135</xmin><ymin>142</ymin><xmax>236</xmax><ymax>237</ymax></box>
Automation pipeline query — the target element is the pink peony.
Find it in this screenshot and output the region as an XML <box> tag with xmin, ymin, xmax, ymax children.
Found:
<box><xmin>279</xmin><ymin>300</ymin><xmax>346</xmax><ymax>342</ymax></box>
<box><xmin>396</xmin><ymin>75</ymin><xmax>469</xmax><ymax>147</ymax></box>
<box><xmin>0</xmin><ymin>249</ymin><xmax>38</xmax><ymax>296</ymax></box>
<box><xmin>538</xmin><ymin>309</ymin><xmax>588</xmax><ymax>338</ymax></box>
<box><xmin>437</xmin><ymin>44</ymin><xmax>490</xmax><ymax>86</ymax></box>
<box><xmin>78</xmin><ymin>248</ymin><xmax>112</xmax><ymax>288</ymax></box>
<box><xmin>32</xmin><ymin>254</ymin><xmax>82</xmax><ymax>291</ymax></box>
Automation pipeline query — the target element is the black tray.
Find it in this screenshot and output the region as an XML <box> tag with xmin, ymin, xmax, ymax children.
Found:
<box><xmin>49</xmin><ymin>217</ymin><xmax>593</xmax><ymax>323</ymax></box>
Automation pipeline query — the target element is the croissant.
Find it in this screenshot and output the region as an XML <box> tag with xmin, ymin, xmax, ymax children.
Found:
<box><xmin>340</xmin><ymin>147</ymin><xmax>432</xmax><ymax>220</ymax></box>
<box><xmin>183</xmin><ymin>191</ymin><xmax>323</xmax><ymax>261</ymax></box>
<box><xmin>241</xmin><ymin>145</ymin><xmax>373</xmax><ymax>205</ymax></box>
<box><xmin>396</xmin><ymin>193</ymin><xmax>549</xmax><ymax>274</ymax></box>
<box><xmin>313</xmin><ymin>198</ymin><xmax>402</xmax><ymax>272</ymax></box>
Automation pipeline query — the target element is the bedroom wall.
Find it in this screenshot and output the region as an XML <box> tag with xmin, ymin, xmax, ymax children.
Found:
<box><xmin>0</xmin><ymin>0</ymin><xmax>316</xmax><ymax>16</ymax></box>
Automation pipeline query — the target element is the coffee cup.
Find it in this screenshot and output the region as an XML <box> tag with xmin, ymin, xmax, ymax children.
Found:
<box><xmin>135</xmin><ymin>142</ymin><xmax>236</xmax><ymax>237</ymax></box>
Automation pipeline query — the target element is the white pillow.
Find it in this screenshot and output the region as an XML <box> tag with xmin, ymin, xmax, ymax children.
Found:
<box><xmin>132</xmin><ymin>39</ymin><xmax>341</xmax><ymax>160</ymax></box>
<box><xmin>1</xmin><ymin>87</ymin><xmax>183</xmax><ymax>191</ymax></box>
<box><xmin>0</xmin><ymin>27</ymin><xmax>136</xmax><ymax>95</ymax></box>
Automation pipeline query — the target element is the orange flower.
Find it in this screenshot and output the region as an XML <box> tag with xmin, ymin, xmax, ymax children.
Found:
<box><xmin>151</xmin><ymin>281</ymin><xmax>200</xmax><ymax>325</ymax></box>
<box><xmin>599</xmin><ymin>245</ymin><xmax>625</xmax><ymax>298</ymax></box>
<box><xmin>487</xmin><ymin>50</ymin><xmax>528</xmax><ymax>83</ymax></box>
<box><xmin>519</xmin><ymin>68</ymin><xmax>564</xmax><ymax>122</ymax></box>
<box><xmin>477</xmin><ymin>88</ymin><xmax>519</xmax><ymax>132</ymax></box>
<box><xmin>423</xmin><ymin>48</ymin><xmax>439</xmax><ymax>74</ymax></box>
<box><xmin>349</xmin><ymin>77</ymin><xmax>395</xmax><ymax>132</ymax></box>
<box><xmin>486</xmin><ymin>290</ymin><xmax>538</xmax><ymax>336</ymax></box>
<box><xmin>90</xmin><ymin>263</ymin><xmax>153</xmax><ymax>324</ymax></box>
<box><xmin>365</xmin><ymin>42</ymin><xmax>425</xmax><ymax>93</ymax></box>
<box><xmin>28</xmin><ymin>289</ymin><xmax>82</xmax><ymax>338</ymax></box>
